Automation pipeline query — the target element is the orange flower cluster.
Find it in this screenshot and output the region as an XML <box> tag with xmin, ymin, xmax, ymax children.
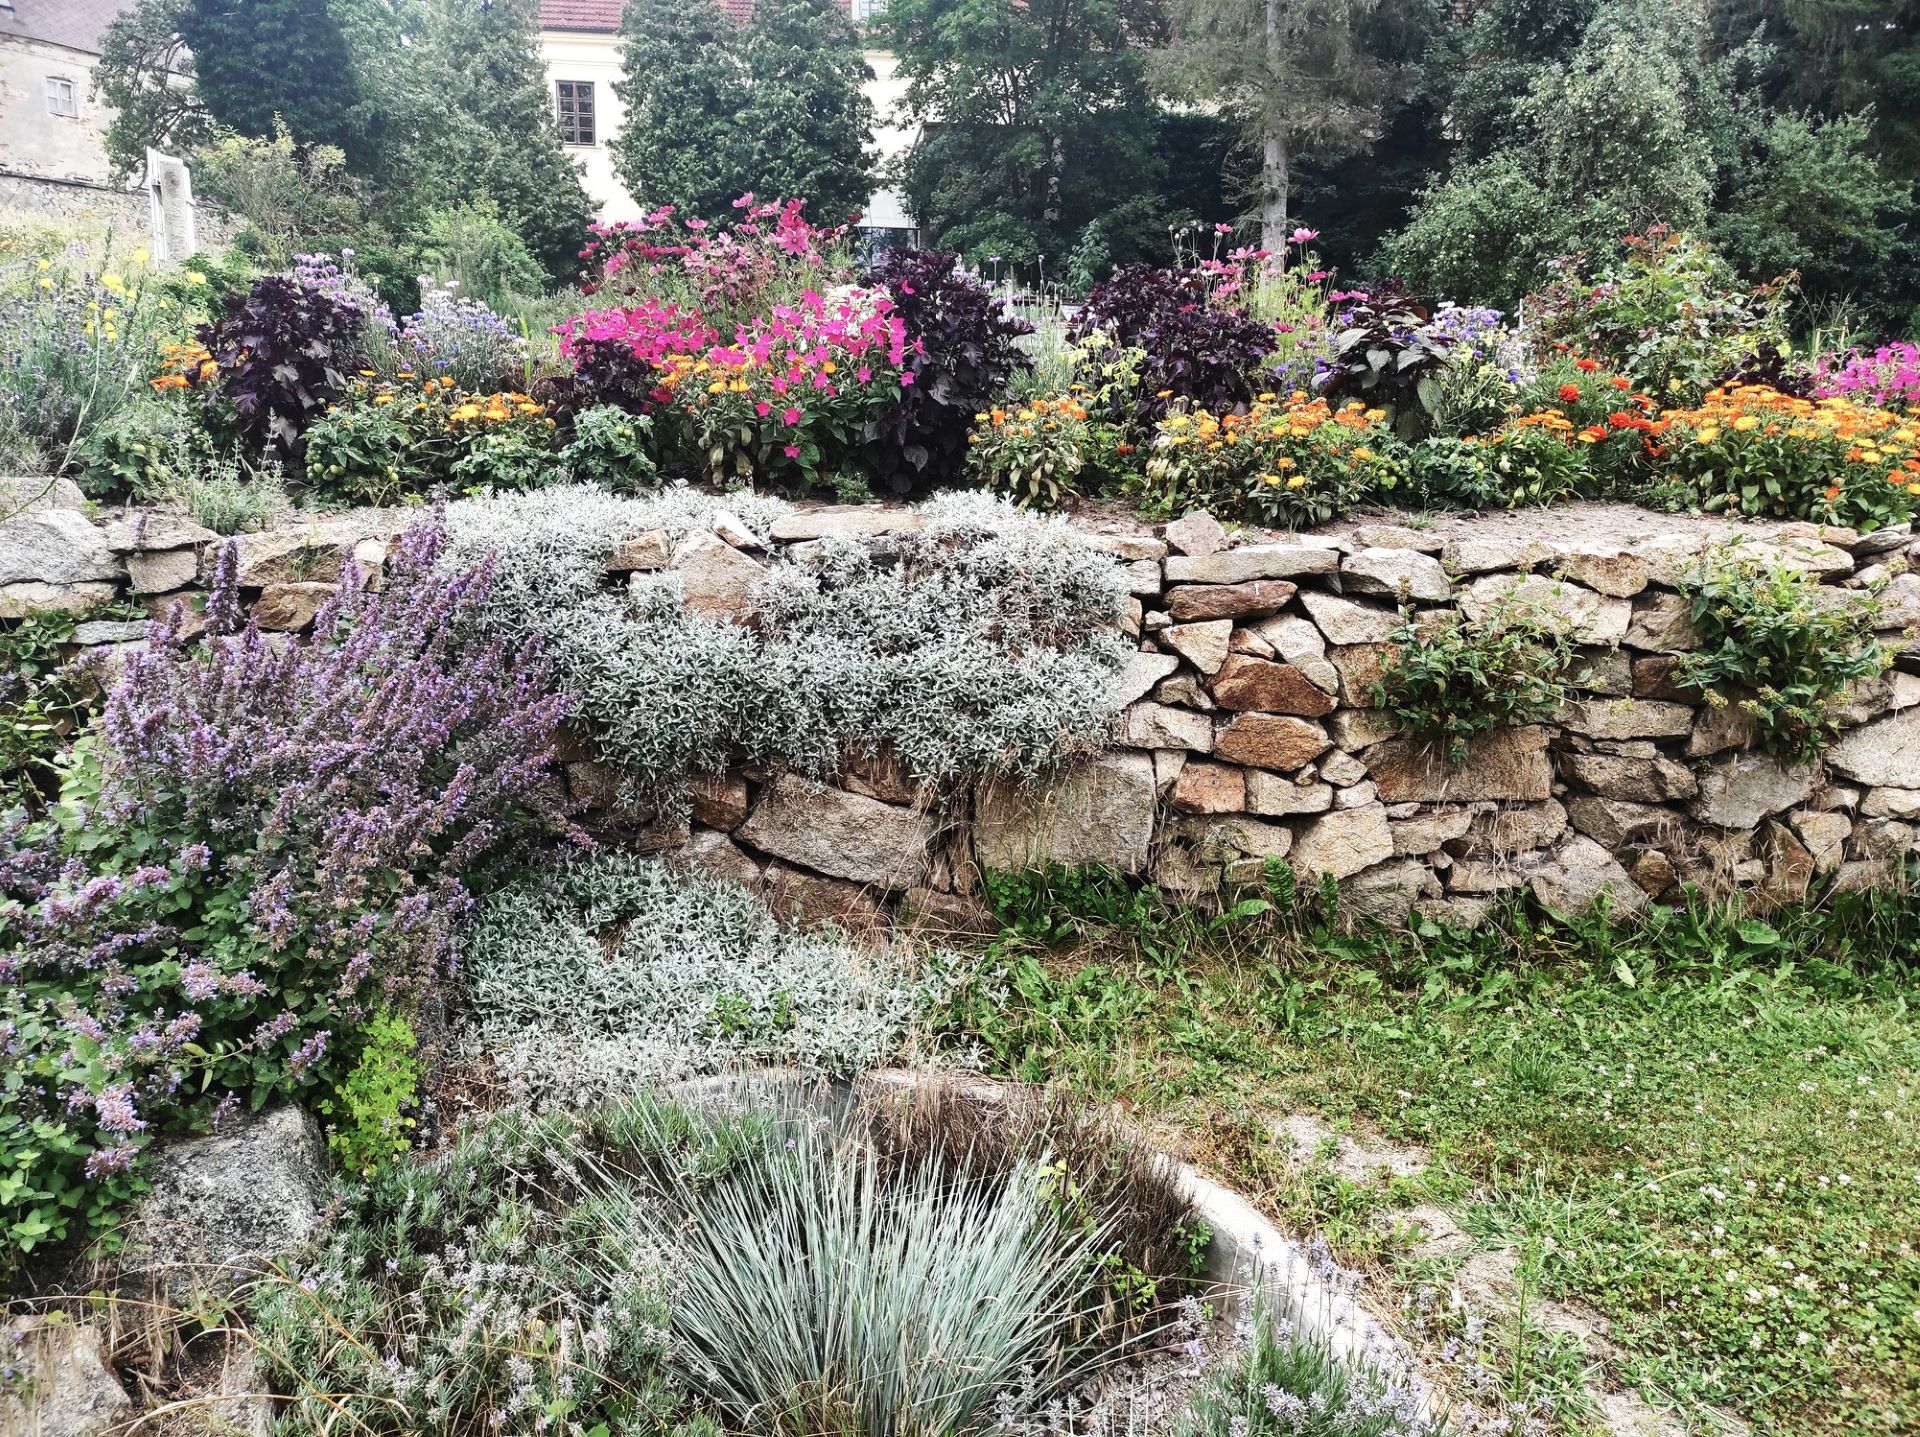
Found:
<box><xmin>447</xmin><ymin>391</ymin><xmax>545</xmax><ymax>425</ymax></box>
<box><xmin>970</xmin><ymin>395</ymin><xmax>1090</xmax><ymax>441</ymax></box>
<box><xmin>150</xmin><ymin>339</ymin><xmax>215</xmax><ymax>391</ymax></box>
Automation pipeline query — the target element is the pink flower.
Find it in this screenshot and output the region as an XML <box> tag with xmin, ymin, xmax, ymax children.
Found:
<box><xmin>783</xmin><ymin>444</ymin><xmax>800</xmax><ymax>458</ymax></box>
<box><xmin>782</xmin><ymin>406</ymin><xmax>802</xmax><ymax>426</ymax></box>
<box><xmin>1214</xmin><ymin>222</ymin><xmax>1234</xmax><ymax>234</ymax></box>
<box><xmin>1289</xmin><ymin>227</ymin><xmax>1319</xmax><ymax>244</ymax></box>
<box><xmin>900</xmin><ymin>371</ymin><xmax>915</xmax><ymax>386</ymax></box>
<box><xmin>733</xmin><ymin>192</ymin><xmax>755</xmax><ymax>208</ymax></box>
<box><xmin>856</xmin><ymin>366</ymin><xmax>871</xmax><ymax>383</ymax></box>
<box><xmin>755</xmin><ymin>400</ymin><xmax>772</xmax><ymax>417</ymax></box>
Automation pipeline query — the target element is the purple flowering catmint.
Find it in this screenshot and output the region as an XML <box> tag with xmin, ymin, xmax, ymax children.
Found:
<box><xmin>2</xmin><ymin>519</ymin><xmax>569</xmax><ymax>1239</ymax></box>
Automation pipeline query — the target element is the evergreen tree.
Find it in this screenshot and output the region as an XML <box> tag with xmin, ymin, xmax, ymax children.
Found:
<box><xmin>613</xmin><ymin>0</ymin><xmax>873</xmax><ymax>222</ymax></box>
<box><xmin>883</xmin><ymin>0</ymin><xmax>1169</xmax><ymax>268</ymax></box>
<box><xmin>404</xmin><ymin>0</ymin><xmax>597</xmax><ymax>283</ymax></box>
<box><xmin>1156</xmin><ymin>0</ymin><xmax>1402</xmax><ymax>250</ymax></box>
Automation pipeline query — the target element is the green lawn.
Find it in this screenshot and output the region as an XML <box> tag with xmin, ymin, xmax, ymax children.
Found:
<box><xmin>939</xmin><ymin>874</ymin><xmax>1920</xmax><ymax>1434</ymax></box>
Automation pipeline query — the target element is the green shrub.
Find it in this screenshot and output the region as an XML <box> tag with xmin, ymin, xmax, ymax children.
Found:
<box><xmin>1675</xmin><ymin>547</ymin><xmax>1887</xmax><ymax>765</ymax></box>
<box><xmin>561</xmin><ymin>405</ymin><xmax>661</xmax><ymax>490</ymax></box>
<box><xmin>0</xmin><ymin>609</ymin><xmax>113</xmax><ymax>812</ymax></box>
<box><xmin>411</xmin><ymin>200</ymin><xmax>546</xmax><ymax>309</ymax></box>
<box><xmin>1371</xmin><ymin>598</ymin><xmax>1580</xmax><ymax>762</ymax></box>
<box><xmin>316</xmin><ymin>1009</ymin><xmax>420</xmax><ymax>1178</ymax></box>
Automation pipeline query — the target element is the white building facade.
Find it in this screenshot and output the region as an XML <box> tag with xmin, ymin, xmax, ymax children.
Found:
<box><xmin>536</xmin><ymin>0</ymin><xmax>916</xmax><ymax>240</ymax></box>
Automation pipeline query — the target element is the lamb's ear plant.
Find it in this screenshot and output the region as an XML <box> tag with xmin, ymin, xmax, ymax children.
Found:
<box><xmin>1674</xmin><ymin>545</ymin><xmax>1886</xmax><ymax>766</ymax></box>
<box><xmin>1370</xmin><ymin>597</ymin><xmax>1579</xmax><ymax>762</ymax></box>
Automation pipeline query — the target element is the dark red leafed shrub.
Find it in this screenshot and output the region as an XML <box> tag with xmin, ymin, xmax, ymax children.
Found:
<box><xmin>197</xmin><ymin>274</ymin><xmax>367</xmax><ymax>458</ymax></box>
<box><xmin>865</xmin><ymin>248</ymin><xmax>1032</xmax><ymax>492</ymax></box>
<box><xmin>1070</xmin><ymin>264</ymin><xmax>1274</xmax><ymax>423</ymax></box>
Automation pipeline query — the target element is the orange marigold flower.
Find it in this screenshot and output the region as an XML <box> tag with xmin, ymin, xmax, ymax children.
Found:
<box><xmin>1575</xmin><ymin>358</ymin><xmax>1600</xmax><ymax>373</ymax></box>
<box><xmin>1558</xmin><ymin>384</ymin><xmax>1581</xmax><ymax>404</ymax></box>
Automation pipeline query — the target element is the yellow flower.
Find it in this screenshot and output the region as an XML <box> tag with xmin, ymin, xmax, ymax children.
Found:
<box><xmin>373</xmin><ymin>394</ymin><xmax>394</xmax><ymax>405</ymax></box>
<box><xmin>102</xmin><ymin>273</ymin><xmax>126</xmax><ymax>294</ymax></box>
<box><xmin>133</xmin><ymin>247</ymin><xmax>150</xmax><ymax>265</ymax></box>
<box><xmin>1261</xmin><ymin>474</ymin><xmax>1281</xmax><ymax>486</ymax></box>
<box><xmin>1286</xmin><ymin>475</ymin><xmax>1308</xmax><ymax>489</ymax></box>
<box><xmin>1353</xmin><ymin>446</ymin><xmax>1374</xmax><ymax>461</ymax></box>
<box><xmin>1731</xmin><ymin>415</ymin><xmax>1761</xmax><ymax>432</ymax></box>
<box><xmin>36</xmin><ymin>259</ymin><xmax>50</xmax><ymax>271</ymax></box>
<box><xmin>1274</xmin><ymin>456</ymin><xmax>1296</xmax><ymax>470</ymax></box>
<box><xmin>185</xmin><ymin>271</ymin><xmax>206</xmax><ymax>285</ymax></box>
<box><xmin>1696</xmin><ymin>427</ymin><xmax>1720</xmax><ymax>444</ymax></box>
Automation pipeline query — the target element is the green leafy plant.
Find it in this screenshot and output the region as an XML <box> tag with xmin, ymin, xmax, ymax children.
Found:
<box><xmin>561</xmin><ymin>405</ymin><xmax>661</xmax><ymax>490</ymax></box>
<box><xmin>965</xmin><ymin>394</ymin><xmax>1091</xmax><ymax>507</ymax></box>
<box><xmin>0</xmin><ymin>610</ymin><xmax>101</xmax><ymax>811</ymax></box>
<box><xmin>1674</xmin><ymin>546</ymin><xmax>1886</xmax><ymax>765</ymax></box>
<box><xmin>1371</xmin><ymin>598</ymin><xmax>1580</xmax><ymax>762</ymax></box>
<box><xmin>316</xmin><ymin>1009</ymin><xmax>420</xmax><ymax>1177</ymax></box>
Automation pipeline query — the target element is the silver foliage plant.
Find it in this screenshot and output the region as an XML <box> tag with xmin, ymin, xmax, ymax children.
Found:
<box><xmin>442</xmin><ymin>484</ymin><xmax>1133</xmax><ymax>792</ymax></box>
<box><xmin>463</xmin><ymin>852</ymin><xmax>945</xmax><ymax>1106</ymax></box>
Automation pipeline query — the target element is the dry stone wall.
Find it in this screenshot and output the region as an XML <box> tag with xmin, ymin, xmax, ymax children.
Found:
<box><xmin>9</xmin><ymin>476</ymin><xmax>1920</xmax><ymax>938</ymax></box>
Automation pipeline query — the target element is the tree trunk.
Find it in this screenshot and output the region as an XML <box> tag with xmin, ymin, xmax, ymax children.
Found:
<box><xmin>1260</xmin><ymin>0</ymin><xmax>1289</xmax><ymax>251</ymax></box>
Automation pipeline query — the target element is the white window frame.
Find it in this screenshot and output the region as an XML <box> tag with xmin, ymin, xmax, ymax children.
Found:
<box><xmin>46</xmin><ymin>76</ymin><xmax>78</xmax><ymax>119</ymax></box>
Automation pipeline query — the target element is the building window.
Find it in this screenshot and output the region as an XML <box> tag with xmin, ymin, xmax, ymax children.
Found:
<box><xmin>556</xmin><ymin>80</ymin><xmax>595</xmax><ymax>146</ymax></box>
<box><xmin>46</xmin><ymin>76</ymin><xmax>78</xmax><ymax>119</ymax></box>
<box><xmin>853</xmin><ymin>0</ymin><xmax>884</xmax><ymax>18</ymax></box>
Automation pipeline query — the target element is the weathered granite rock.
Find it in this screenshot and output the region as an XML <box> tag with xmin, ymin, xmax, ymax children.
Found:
<box><xmin>1328</xmin><ymin>708</ymin><xmax>1400</xmax><ymax>750</ymax></box>
<box><xmin>102</xmin><ymin>511</ymin><xmax>219</xmax><ymax>553</ymax></box>
<box><xmin>1164</xmin><ymin>542</ymin><xmax>1340</xmax><ymax>584</ymax></box>
<box><xmin>896</xmin><ymin>885</ymin><xmax>998</xmax><ymax>938</ymax></box>
<box><xmin>1340</xmin><ymin>547</ymin><xmax>1451</xmax><ymax>602</ymax></box>
<box><xmin>1080</xmin><ymin>532</ymin><xmax>1168</xmax><ymax>562</ymax></box>
<box><xmin>0</xmin><ymin>475</ymin><xmax>87</xmax><ymax>513</ymax></box>
<box><xmin>1317</xmin><ymin>749</ymin><xmax>1368</xmax><ymax>786</ymax></box>
<box><xmin>1686</xmin><ymin>701</ymin><xmax>1762</xmax><ymax>758</ymax></box>
<box><xmin>1629</xmin><ymin>848</ymin><xmax>1678</xmax><ymax>895</ymax></box>
<box><xmin>1211</xmin><ymin>654</ymin><xmax>1338</xmax><ymax>715</ymax></box>
<box><xmin>1111</xmin><ymin>651</ymin><xmax>1181</xmax><ymax>707</ymax></box>
<box><xmin>1121</xmin><ymin>702</ymin><xmax>1215</xmax><ymax>752</ymax></box>
<box><xmin>1181</xmin><ymin>814</ymin><xmax>1295</xmax><ymax>863</ymax></box>
<box><xmin>0</xmin><ymin>580</ymin><xmax>115</xmax><ymax>617</ymax></box>
<box><xmin>739</xmin><ymin>777</ymin><xmax>933</xmax><ymax>887</ymax></box>
<box><xmin>1327</xmin><ymin>643</ymin><xmax>1398</xmax><ymax>705</ymax></box>
<box><xmin>672</xmin><ymin>531</ymin><xmax>765</xmax><ymax>623</ymax></box>
<box><xmin>1566</xmin><ymin>795</ymin><xmax>1675</xmax><ymax>848</ymax></box>
<box><xmin>1291</xmin><ymin>802</ymin><xmax>1395</xmax><ymax>880</ymax></box>
<box><xmin>126</xmin><ymin>546</ymin><xmax>200</xmax><ymax>594</ymax></box>
<box><xmin>1251</xmin><ymin>613</ymin><xmax>1328</xmax><ymax>664</ymax></box>
<box><xmin>1860</xmin><ymin>787</ymin><xmax>1920</xmax><ymax>819</ymax></box>
<box><xmin>1558</xmin><ymin>698</ymin><xmax>1695</xmax><ymax>740</ymax></box>
<box><xmin>768</xmin><ymin>506</ymin><xmax>925</xmax><ymax>542</ymax></box>
<box><xmin>1570</xmin><ymin>646</ymin><xmax>1633</xmax><ymax>696</ymax></box>
<box><xmin>1830</xmin><ymin>708</ymin><xmax>1920</xmax><ymax>787</ymax></box>
<box><xmin>1353</xmin><ymin>523</ymin><xmax>1444</xmax><ymax>552</ymax></box>
<box><xmin>1791</xmin><ymin>808</ymin><xmax>1853</xmax><ymax>869</ymax></box>
<box><xmin>1228</xmin><ymin>626</ymin><xmax>1275</xmax><ymax>658</ymax></box>
<box><xmin>0</xmin><ymin>508</ymin><xmax>118</xmax><ymax>586</ymax></box>
<box><xmin>1297</xmin><ymin>590</ymin><xmax>1401</xmax><ymax>645</ymax></box>
<box><xmin>1368</xmin><ymin>727</ymin><xmax>1554</xmax><ymax>803</ymax></box>
<box><xmin>1561</xmin><ymin>752</ymin><xmax>1698</xmax><ymax>802</ymax></box>
<box><xmin>1343</xmin><ymin>858</ymin><xmax>1439</xmax><ymax>924</ymax></box>
<box><xmin>1170</xmin><ymin>760</ymin><xmax>1247</xmax><ymax>814</ymax></box>
<box><xmin>1162</xmin><ymin>619</ymin><xmax>1233</xmax><ymax>674</ymax></box>
<box><xmin>1116</xmin><ymin>560</ymin><xmax>1163</xmax><ymax>595</ymax></box>
<box><xmin>689</xmin><ymin>772</ymin><xmax>750</xmax><ymax>830</ymax></box>
<box><xmin>117</xmin><ymin>1106</ymin><xmax>327</xmax><ymax>1298</ymax></box>
<box><xmin>251</xmin><ymin>581</ymin><xmax>334</xmax><ymax>632</ymax></box>
<box><xmin>1441</xmin><ymin>535</ymin><xmax>1554</xmax><ymax>575</ymax></box>
<box><xmin>1165</xmin><ymin>510</ymin><xmax>1229</xmax><ymax>556</ymax></box>
<box><xmin>1333</xmin><ymin>780</ymin><xmax>1378</xmax><ymax>808</ymax></box>
<box><xmin>1213</xmin><ymin>713</ymin><xmax>1329</xmax><ymax>770</ymax></box>
<box><xmin>1690</xmin><ymin>753</ymin><xmax>1817</xmax><ymax>829</ymax></box>
<box><xmin>1154</xmin><ymin>673</ymin><xmax>1215</xmax><ymax>710</ymax></box>
<box><xmin>1390</xmin><ymin>809</ymin><xmax>1474</xmax><ymax>856</ymax></box>
<box><xmin>71</xmin><ymin>618</ymin><xmax>150</xmax><ymax>646</ymax></box>
<box><xmin>676</xmin><ymin>828</ymin><xmax>764</xmax><ymax>889</ymax></box>
<box><xmin>1245</xmin><ymin>772</ymin><xmax>1335</xmax><ymax>815</ymax></box>
<box><xmin>606</xmin><ymin>529</ymin><xmax>672</xmax><ymax>571</ymax></box>
<box><xmin>1164</xmin><ymin>579</ymin><xmax>1297</xmax><ymax>621</ymax></box>
<box><xmin>1</xmin><ymin>1318</ymin><xmax>132</xmax><ymax>1437</ymax></box>
<box><xmin>1520</xmin><ymin>835</ymin><xmax>1649</xmax><ymax>917</ymax></box>
<box><xmin>1456</xmin><ymin>799</ymin><xmax>1568</xmax><ymax>858</ymax></box>
<box><xmin>1622</xmin><ymin>591</ymin><xmax>1697</xmax><ymax>651</ymax></box>
<box><xmin>763</xmin><ymin>863</ymin><xmax>888</xmax><ymax>937</ymax></box>
<box><xmin>1555</xmin><ymin>547</ymin><xmax>1651</xmax><ymax>597</ymax></box>
<box><xmin>710</xmin><ymin>508</ymin><xmax>767</xmax><ymax>551</ymax></box>
<box><xmin>1461</xmin><ymin>574</ymin><xmax>1631</xmax><ymax>643</ymax></box>
<box><xmin>975</xmin><ymin>753</ymin><xmax>1156</xmax><ymax>876</ymax></box>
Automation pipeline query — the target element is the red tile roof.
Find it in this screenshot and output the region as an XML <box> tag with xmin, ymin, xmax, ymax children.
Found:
<box><xmin>0</xmin><ymin>0</ymin><xmax>132</xmax><ymax>55</ymax></box>
<box><xmin>538</xmin><ymin>0</ymin><xmax>754</xmax><ymax>29</ymax></box>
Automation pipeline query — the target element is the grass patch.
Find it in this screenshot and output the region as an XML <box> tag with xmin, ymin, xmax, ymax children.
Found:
<box><xmin>937</xmin><ymin>867</ymin><xmax>1920</xmax><ymax>1435</ymax></box>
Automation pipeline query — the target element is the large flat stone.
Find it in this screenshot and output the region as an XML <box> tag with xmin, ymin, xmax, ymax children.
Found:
<box><xmin>1690</xmin><ymin>753</ymin><xmax>1817</xmax><ymax>829</ymax></box>
<box><xmin>1291</xmin><ymin>802</ymin><xmax>1394</xmax><ymax>880</ymax></box>
<box><xmin>1164</xmin><ymin>542</ymin><xmax>1340</xmax><ymax>585</ymax></box>
<box><xmin>1560</xmin><ymin>752</ymin><xmax>1698</xmax><ymax>802</ymax></box>
<box><xmin>1210</xmin><ymin>654</ymin><xmax>1337</xmax><ymax>716</ymax></box>
<box><xmin>0</xmin><ymin>507</ymin><xmax>118</xmax><ymax>586</ymax></box>
<box><xmin>1520</xmin><ymin>835</ymin><xmax>1649</xmax><ymax>917</ymax></box>
<box><xmin>1120</xmin><ymin>701</ymin><xmax>1214</xmax><ymax>752</ymax></box>
<box><xmin>1367</xmin><ymin>726</ymin><xmax>1554</xmax><ymax>803</ymax></box>
<box><xmin>0</xmin><ymin>580</ymin><xmax>115</xmax><ymax>617</ymax></box>
<box><xmin>1245</xmin><ymin>772</ymin><xmax>1335</xmax><ymax>815</ymax></box>
<box><xmin>737</xmin><ymin>775</ymin><xmax>934</xmax><ymax>888</ymax></box>
<box><xmin>1170</xmin><ymin>760</ymin><xmax>1247</xmax><ymax>814</ymax></box>
<box><xmin>1557</xmin><ymin>697</ymin><xmax>1695</xmax><ymax>740</ymax></box>
<box><xmin>974</xmin><ymin>752</ymin><xmax>1156</xmax><ymax>876</ymax></box>
<box><xmin>1213</xmin><ymin>713</ymin><xmax>1330</xmax><ymax>770</ymax></box>
<box><xmin>1340</xmin><ymin>547</ymin><xmax>1451</xmax><ymax>602</ymax></box>
<box><xmin>1164</xmin><ymin>580</ymin><xmax>1298</xmax><ymax>622</ymax></box>
<box><xmin>1830</xmin><ymin>708</ymin><xmax>1920</xmax><ymax>788</ymax></box>
<box><xmin>1298</xmin><ymin>590</ymin><xmax>1401</xmax><ymax>645</ymax></box>
<box><xmin>1162</xmin><ymin>619</ymin><xmax>1233</xmax><ymax>674</ymax></box>
<box><xmin>767</xmin><ymin>506</ymin><xmax>924</xmax><ymax>542</ymax></box>
<box><xmin>1461</xmin><ymin>574</ymin><xmax>1631</xmax><ymax>644</ymax></box>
